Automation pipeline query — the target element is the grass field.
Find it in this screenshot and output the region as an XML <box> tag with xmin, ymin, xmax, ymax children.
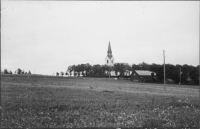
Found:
<box><xmin>1</xmin><ymin>76</ymin><xmax>200</xmax><ymax>128</ymax></box>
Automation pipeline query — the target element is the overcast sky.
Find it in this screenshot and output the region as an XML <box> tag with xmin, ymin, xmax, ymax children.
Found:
<box><xmin>1</xmin><ymin>1</ymin><xmax>199</xmax><ymax>75</ymax></box>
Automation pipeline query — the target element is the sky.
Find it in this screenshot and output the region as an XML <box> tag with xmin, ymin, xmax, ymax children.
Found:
<box><xmin>1</xmin><ymin>1</ymin><xmax>199</xmax><ymax>75</ymax></box>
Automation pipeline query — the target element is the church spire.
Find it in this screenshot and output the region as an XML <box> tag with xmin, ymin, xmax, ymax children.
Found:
<box><xmin>108</xmin><ymin>41</ymin><xmax>112</xmax><ymax>52</ymax></box>
<box><xmin>107</xmin><ymin>41</ymin><xmax>112</xmax><ymax>58</ymax></box>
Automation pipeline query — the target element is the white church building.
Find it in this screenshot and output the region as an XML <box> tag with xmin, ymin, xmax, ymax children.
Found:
<box><xmin>65</xmin><ymin>41</ymin><xmax>131</xmax><ymax>77</ymax></box>
<box><xmin>105</xmin><ymin>42</ymin><xmax>117</xmax><ymax>76</ymax></box>
<box><xmin>105</xmin><ymin>42</ymin><xmax>115</xmax><ymax>66</ymax></box>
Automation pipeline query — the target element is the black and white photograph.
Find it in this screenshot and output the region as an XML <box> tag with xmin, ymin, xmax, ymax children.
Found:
<box><xmin>1</xmin><ymin>1</ymin><xmax>199</xmax><ymax>128</ymax></box>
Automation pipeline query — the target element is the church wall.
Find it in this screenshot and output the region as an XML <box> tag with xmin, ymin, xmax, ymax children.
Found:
<box><xmin>105</xmin><ymin>57</ymin><xmax>114</xmax><ymax>66</ymax></box>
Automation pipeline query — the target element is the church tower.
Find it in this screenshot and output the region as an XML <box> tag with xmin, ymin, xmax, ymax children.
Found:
<box><xmin>105</xmin><ymin>42</ymin><xmax>115</xmax><ymax>66</ymax></box>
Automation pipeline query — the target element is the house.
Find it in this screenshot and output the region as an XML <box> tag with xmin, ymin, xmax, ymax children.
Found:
<box><xmin>124</xmin><ymin>70</ymin><xmax>132</xmax><ymax>76</ymax></box>
<box><xmin>130</xmin><ymin>70</ymin><xmax>156</xmax><ymax>83</ymax></box>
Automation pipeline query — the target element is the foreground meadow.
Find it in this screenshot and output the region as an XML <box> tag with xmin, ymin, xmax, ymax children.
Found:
<box><xmin>1</xmin><ymin>76</ymin><xmax>200</xmax><ymax>128</ymax></box>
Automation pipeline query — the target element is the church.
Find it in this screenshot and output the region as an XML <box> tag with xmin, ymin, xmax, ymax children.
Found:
<box><xmin>105</xmin><ymin>42</ymin><xmax>117</xmax><ymax>76</ymax></box>
<box><xmin>105</xmin><ymin>42</ymin><xmax>115</xmax><ymax>66</ymax></box>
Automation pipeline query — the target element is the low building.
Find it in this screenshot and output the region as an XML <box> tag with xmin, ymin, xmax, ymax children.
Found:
<box><xmin>130</xmin><ymin>70</ymin><xmax>156</xmax><ymax>83</ymax></box>
<box><xmin>124</xmin><ymin>70</ymin><xmax>132</xmax><ymax>76</ymax></box>
<box><xmin>166</xmin><ymin>79</ymin><xmax>174</xmax><ymax>84</ymax></box>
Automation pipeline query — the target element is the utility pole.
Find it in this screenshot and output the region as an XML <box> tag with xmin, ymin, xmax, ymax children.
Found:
<box><xmin>179</xmin><ymin>68</ymin><xmax>181</xmax><ymax>85</ymax></box>
<box><xmin>163</xmin><ymin>50</ymin><xmax>166</xmax><ymax>90</ymax></box>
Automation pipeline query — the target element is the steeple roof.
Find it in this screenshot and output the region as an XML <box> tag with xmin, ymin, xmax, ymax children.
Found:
<box><xmin>107</xmin><ymin>41</ymin><xmax>113</xmax><ymax>59</ymax></box>
<box><xmin>108</xmin><ymin>41</ymin><xmax>112</xmax><ymax>52</ymax></box>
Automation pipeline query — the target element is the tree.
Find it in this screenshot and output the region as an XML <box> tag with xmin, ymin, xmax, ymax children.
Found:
<box><xmin>65</xmin><ymin>72</ymin><xmax>68</xmax><ymax>76</ymax></box>
<box><xmin>80</xmin><ymin>64</ymin><xmax>86</xmax><ymax>76</ymax></box>
<box><xmin>81</xmin><ymin>71</ymin><xmax>85</xmax><ymax>76</ymax></box>
<box><xmin>174</xmin><ymin>64</ymin><xmax>182</xmax><ymax>84</ymax></box>
<box><xmin>72</xmin><ymin>65</ymin><xmax>76</xmax><ymax>73</ymax></box>
<box><xmin>156</xmin><ymin>65</ymin><xmax>164</xmax><ymax>83</ymax></box>
<box><xmin>165</xmin><ymin>64</ymin><xmax>176</xmax><ymax>80</ymax></box>
<box><xmin>123</xmin><ymin>63</ymin><xmax>131</xmax><ymax>76</ymax></box>
<box><xmin>149</xmin><ymin>63</ymin><xmax>164</xmax><ymax>83</ymax></box>
<box><xmin>189</xmin><ymin>65</ymin><xmax>199</xmax><ymax>85</ymax></box>
<box><xmin>21</xmin><ymin>70</ymin><xmax>24</xmax><ymax>74</ymax></box>
<box><xmin>93</xmin><ymin>64</ymin><xmax>102</xmax><ymax>76</ymax></box>
<box><xmin>76</xmin><ymin>64</ymin><xmax>82</xmax><ymax>76</ymax></box>
<box><xmin>132</xmin><ymin>64</ymin><xmax>137</xmax><ymax>71</ymax></box>
<box><xmin>61</xmin><ymin>72</ymin><xmax>64</xmax><ymax>77</ymax></box>
<box><xmin>150</xmin><ymin>63</ymin><xmax>159</xmax><ymax>72</ymax></box>
<box><xmin>56</xmin><ymin>72</ymin><xmax>59</xmax><ymax>76</ymax></box>
<box><xmin>114</xmin><ymin>63</ymin><xmax>127</xmax><ymax>76</ymax></box>
<box><xmin>74</xmin><ymin>72</ymin><xmax>77</xmax><ymax>77</ymax></box>
<box><xmin>125</xmin><ymin>63</ymin><xmax>132</xmax><ymax>71</ymax></box>
<box><xmin>28</xmin><ymin>70</ymin><xmax>31</xmax><ymax>74</ymax></box>
<box><xmin>181</xmin><ymin>64</ymin><xmax>191</xmax><ymax>84</ymax></box>
<box><xmin>85</xmin><ymin>63</ymin><xmax>92</xmax><ymax>76</ymax></box>
<box><xmin>151</xmin><ymin>72</ymin><xmax>155</xmax><ymax>83</ymax></box>
<box><xmin>75</xmin><ymin>64</ymin><xmax>86</xmax><ymax>76</ymax></box>
<box><xmin>67</xmin><ymin>65</ymin><xmax>73</xmax><ymax>77</ymax></box>
<box><xmin>114</xmin><ymin>63</ymin><xmax>121</xmax><ymax>76</ymax></box>
<box><xmin>139</xmin><ymin>62</ymin><xmax>150</xmax><ymax>70</ymax></box>
<box><xmin>71</xmin><ymin>65</ymin><xmax>79</xmax><ymax>77</ymax></box>
<box><xmin>101</xmin><ymin>65</ymin><xmax>110</xmax><ymax>76</ymax></box>
<box><xmin>71</xmin><ymin>64</ymin><xmax>86</xmax><ymax>77</ymax></box>
<box><xmin>9</xmin><ymin>70</ymin><xmax>12</xmax><ymax>74</ymax></box>
<box><xmin>4</xmin><ymin>69</ymin><xmax>9</xmax><ymax>74</ymax></box>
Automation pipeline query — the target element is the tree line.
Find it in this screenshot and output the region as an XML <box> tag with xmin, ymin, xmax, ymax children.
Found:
<box><xmin>66</xmin><ymin>63</ymin><xmax>132</xmax><ymax>77</ymax></box>
<box><xmin>132</xmin><ymin>62</ymin><xmax>199</xmax><ymax>85</ymax></box>
<box><xmin>65</xmin><ymin>62</ymin><xmax>199</xmax><ymax>85</ymax></box>
<box><xmin>55</xmin><ymin>71</ymin><xmax>67</xmax><ymax>77</ymax></box>
<box><xmin>1</xmin><ymin>68</ymin><xmax>31</xmax><ymax>75</ymax></box>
